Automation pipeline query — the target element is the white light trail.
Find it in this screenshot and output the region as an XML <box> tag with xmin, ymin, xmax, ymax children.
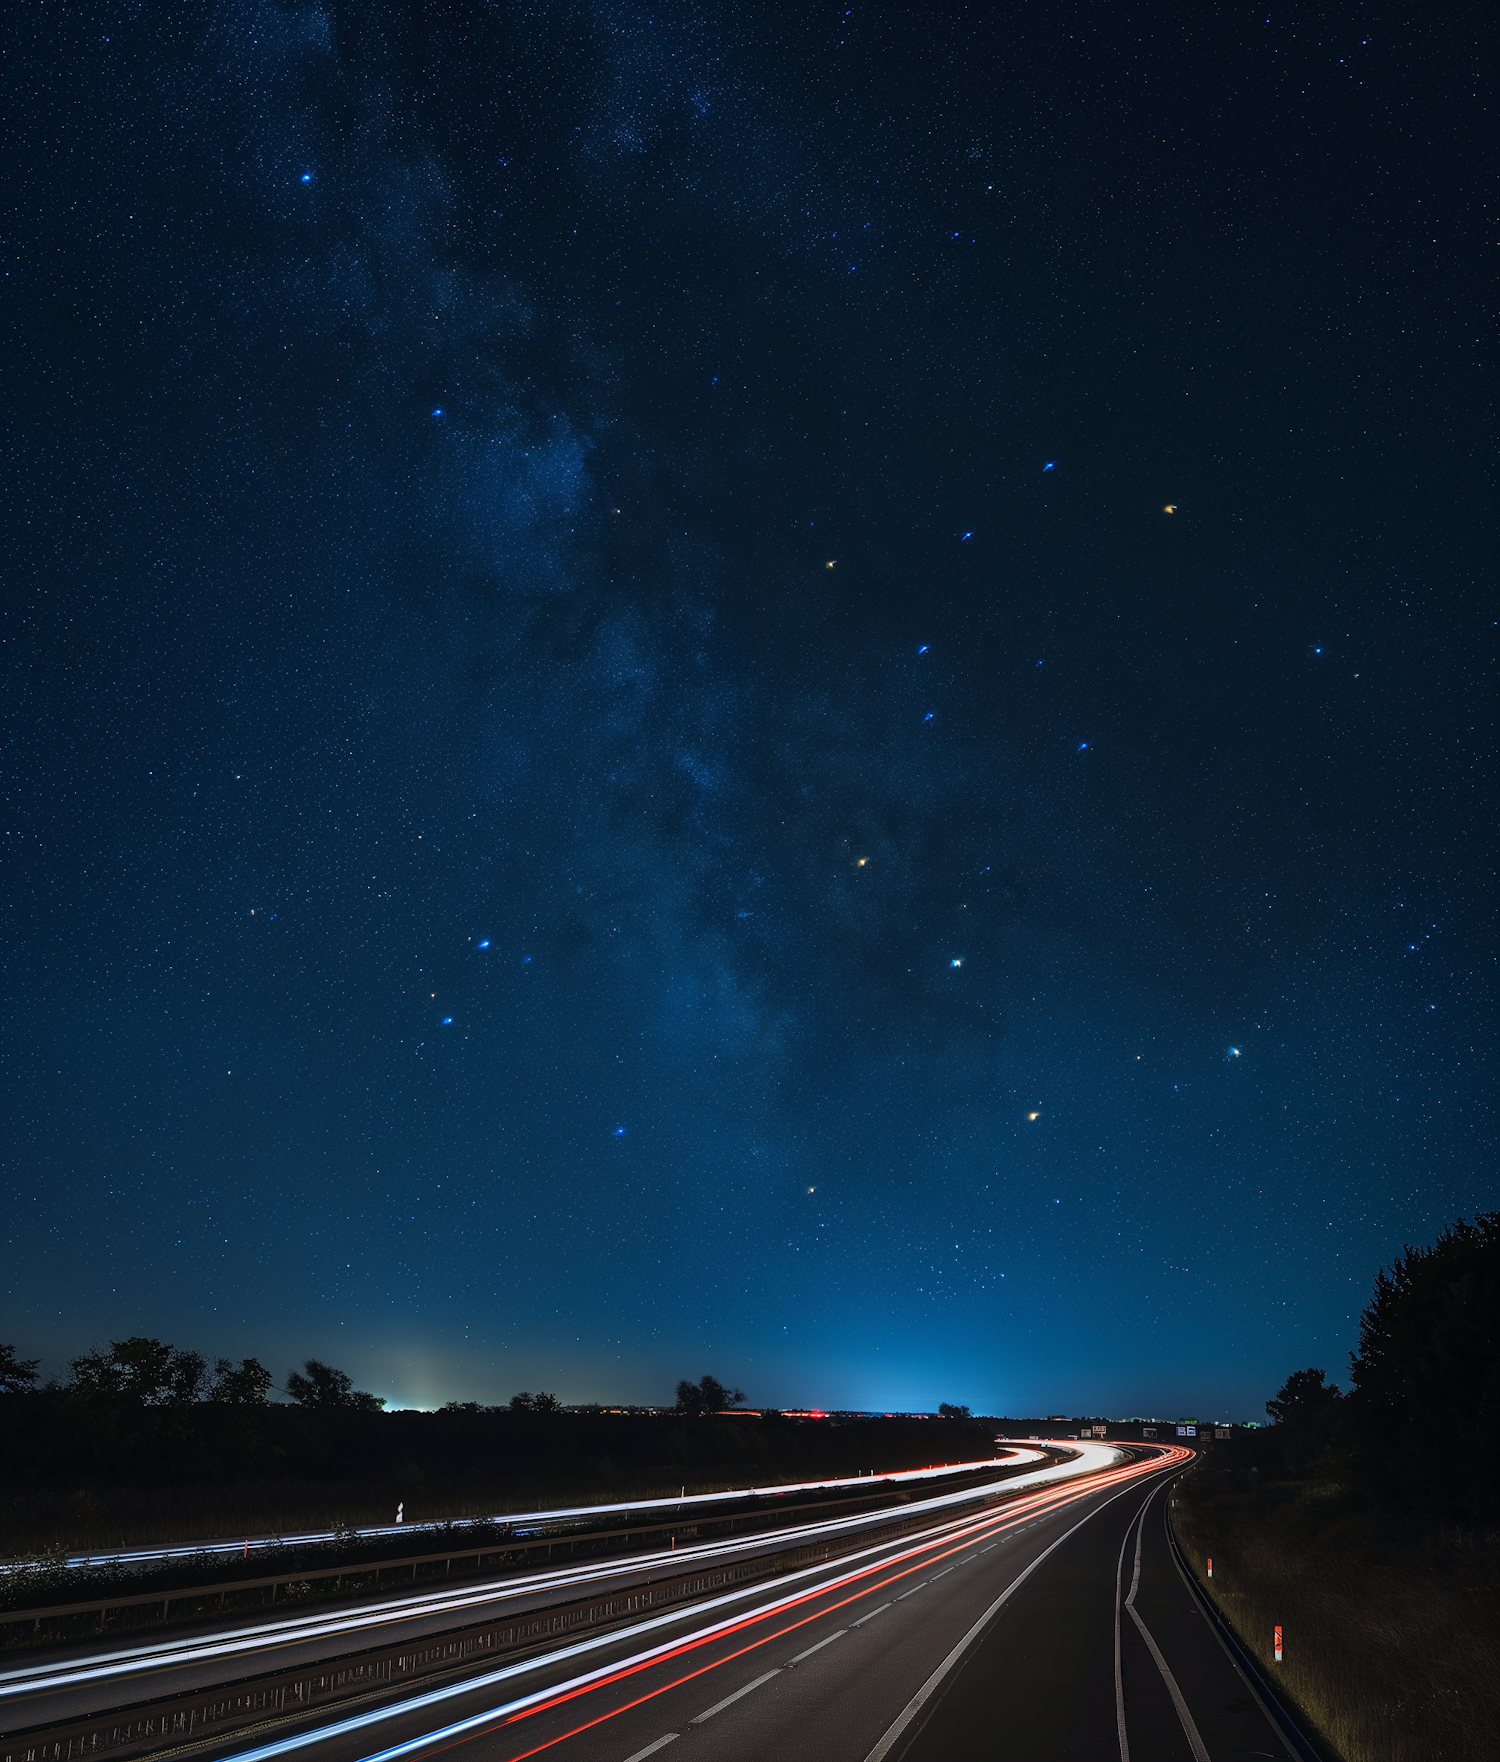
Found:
<box><xmin>0</xmin><ymin>1451</ymin><xmax>1080</xmax><ymax>1703</ymax></box>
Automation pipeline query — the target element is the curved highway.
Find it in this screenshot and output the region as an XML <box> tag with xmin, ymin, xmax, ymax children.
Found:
<box><xmin>0</xmin><ymin>1448</ymin><xmax>1074</xmax><ymax>1726</ymax></box>
<box><xmin>1</xmin><ymin>1444</ymin><xmax>1312</xmax><ymax>1762</ymax></box>
<box><xmin>22</xmin><ymin>1458</ymin><xmax>1047</xmax><ymax>1574</ymax></box>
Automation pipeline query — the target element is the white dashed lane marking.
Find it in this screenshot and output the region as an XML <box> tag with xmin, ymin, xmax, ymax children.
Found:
<box><xmin>621</xmin><ymin>1737</ymin><xmax>678</xmax><ymax>1761</ymax></box>
<box><xmin>789</xmin><ymin>1630</ymin><xmax>846</xmax><ymax>1665</ymax></box>
<box><xmin>690</xmin><ymin>1668</ymin><xmax>782</xmax><ymax>1725</ymax></box>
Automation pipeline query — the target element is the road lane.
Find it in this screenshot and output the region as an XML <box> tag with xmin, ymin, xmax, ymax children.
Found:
<box><xmin>0</xmin><ymin>1447</ymin><xmax>1112</xmax><ymax>1731</ymax></box>
<box><xmin>198</xmin><ymin>1451</ymin><xmax>1183</xmax><ymax>1762</ymax></box>
<box><xmin>20</xmin><ymin>1459</ymin><xmax>1048</xmax><ymax>1575</ymax></box>
<box><xmin>874</xmin><ymin>1468</ymin><xmax>1299</xmax><ymax>1762</ymax></box>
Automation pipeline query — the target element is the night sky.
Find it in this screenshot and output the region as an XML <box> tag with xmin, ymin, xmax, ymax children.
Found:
<box><xmin>2</xmin><ymin>3</ymin><xmax>1490</xmax><ymax>1420</ymax></box>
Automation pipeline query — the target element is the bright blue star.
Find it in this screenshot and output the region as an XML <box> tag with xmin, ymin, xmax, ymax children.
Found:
<box><xmin>442</xmin><ymin>1016</ymin><xmax>453</xmax><ymax>1025</ymax></box>
<box><xmin>950</xmin><ymin>958</ymin><xmax>962</xmax><ymax>968</ymax></box>
<box><xmin>961</xmin><ymin>531</ymin><xmax>973</xmax><ymax>541</ymax></box>
<box><xmin>1227</xmin><ymin>1046</ymin><xmax>1241</xmax><ymax>1058</ymax></box>
<box><xmin>1042</xmin><ymin>461</ymin><xmax>1056</xmax><ymax>471</ymax></box>
<box><xmin>612</xmin><ymin>1126</ymin><xmax>626</xmax><ymax>1137</ymax></box>
<box><xmin>924</xmin><ymin>711</ymin><xmax>935</xmax><ymax>722</ymax></box>
<box><xmin>476</xmin><ymin>939</ymin><xmax>489</xmax><ymax>949</ymax></box>
<box><xmin>432</xmin><ymin>407</ymin><xmax>444</xmax><ymax>418</ymax></box>
<box><xmin>522</xmin><ymin>955</ymin><xmax>532</xmax><ymax>965</ymax></box>
<box><xmin>1077</xmin><ymin>741</ymin><xmax>1089</xmax><ymax>751</ymax></box>
<box><xmin>917</xmin><ymin>644</ymin><xmax>929</xmax><ymax>654</ymax></box>
<box><xmin>300</xmin><ymin>173</ymin><xmax>312</xmax><ymax>184</ymax></box>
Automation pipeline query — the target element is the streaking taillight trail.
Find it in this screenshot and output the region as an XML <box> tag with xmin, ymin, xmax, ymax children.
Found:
<box><xmin>220</xmin><ymin>1444</ymin><xmax>1190</xmax><ymax>1762</ymax></box>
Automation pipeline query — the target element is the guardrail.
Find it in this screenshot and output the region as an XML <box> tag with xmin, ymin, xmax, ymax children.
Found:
<box><xmin>4</xmin><ymin>1476</ymin><xmax>1033</xmax><ymax>1762</ymax></box>
<box><xmin>1</xmin><ymin>1543</ymin><xmax>820</xmax><ymax>1762</ymax></box>
<box><xmin>0</xmin><ymin>1457</ymin><xmax>1093</xmax><ymax>1762</ymax></box>
<box><xmin>0</xmin><ymin>1476</ymin><xmax>961</xmax><ymax>1648</ymax></box>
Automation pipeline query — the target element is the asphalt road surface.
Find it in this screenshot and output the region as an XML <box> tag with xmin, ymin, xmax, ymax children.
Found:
<box><xmin>0</xmin><ymin>1448</ymin><xmax>1084</xmax><ymax>1728</ymax></box>
<box><xmin>4</xmin><ymin>1448</ymin><xmax>1309</xmax><ymax>1762</ymax></box>
<box><xmin>23</xmin><ymin>1459</ymin><xmax>1045</xmax><ymax>1573</ymax></box>
<box><xmin>181</xmin><ymin>1447</ymin><xmax>1303</xmax><ymax>1762</ymax></box>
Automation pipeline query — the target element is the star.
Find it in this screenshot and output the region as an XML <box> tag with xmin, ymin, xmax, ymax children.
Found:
<box><xmin>1164</xmin><ymin>504</ymin><xmax>1177</xmax><ymax>513</ymax></box>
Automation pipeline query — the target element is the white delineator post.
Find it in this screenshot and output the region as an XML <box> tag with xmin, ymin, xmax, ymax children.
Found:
<box><xmin>1274</xmin><ymin>1624</ymin><xmax>1283</xmax><ymax>1662</ymax></box>
<box><xmin>1207</xmin><ymin>1556</ymin><xmax>1213</xmax><ymax>1577</ymax></box>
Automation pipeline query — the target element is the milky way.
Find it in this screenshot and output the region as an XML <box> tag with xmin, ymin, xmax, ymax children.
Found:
<box><xmin>1</xmin><ymin>3</ymin><xmax>1489</xmax><ymax>1416</ymax></box>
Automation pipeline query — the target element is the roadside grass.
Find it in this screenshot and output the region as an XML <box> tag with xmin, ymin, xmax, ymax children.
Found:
<box><xmin>0</xmin><ymin>1468</ymin><xmax>801</xmax><ymax>1559</ymax></box>
<box><xmin>1172</xmin><ymin>1466</ymin><xmax>1500</xmax><ymax>1762</ymax></box>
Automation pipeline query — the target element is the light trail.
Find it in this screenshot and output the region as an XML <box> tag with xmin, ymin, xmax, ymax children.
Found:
<box><xmin>214</xmin><ymin>1447</ymin><xmax>1190</xmax><ymax>1762</ymax></box>
<box><xmin>0</xmin><ymin>1449</ymin><xmax>1081</xmax><ymax>1704</ymax></box>
<box><xmin>21</xmin><ymin>1453</ymin><xmax>1048</xmax><ymax>1573</ymax></box>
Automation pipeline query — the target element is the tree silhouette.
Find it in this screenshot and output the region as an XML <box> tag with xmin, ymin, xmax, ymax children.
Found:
<box><xmin>509</xmin><ymin>1390</ymin><xmax>561</xmax><ymax>1412</ymax></box>
<box><xmin>0</xmin><ymin>1343</ymin><xmax>41</xmax><ymax>1393</ymax></box>
<box><xmin>208</xmin><ymin>1357</ymin><xmax>274</xmax><ymax>1404</ymax></box>
<box><xmin>69</xmin><ymin>1338</ymin><xmax>207</xmax><ymax>1404</ymax></box>
<box><xmin>675</xmin><ymin>1375</ymin><xmax>746</xmax><ymax>1415</ymax></box>
<box><xmin>284</xmin><ymin>1359</ymin><xmax>385</xmax><ymax>1410</ymax></box>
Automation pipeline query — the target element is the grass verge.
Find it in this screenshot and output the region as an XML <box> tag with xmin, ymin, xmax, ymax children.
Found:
<box><xmin>1171</xmin><ymin>1460</ymin><xmax>1500</xmax><ymax>1762</ymax></box>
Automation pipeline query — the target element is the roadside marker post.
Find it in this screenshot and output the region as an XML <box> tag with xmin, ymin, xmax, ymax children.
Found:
<box><xmin>1207</xmin><ymin>1556</ymin><xmax>1213</xmax><ymax>1577</ymax></box>
<box><xmin>1274</xmin><ymin>1624</ymin><xmax>1283</xmax><ymax>1662</ymax></box>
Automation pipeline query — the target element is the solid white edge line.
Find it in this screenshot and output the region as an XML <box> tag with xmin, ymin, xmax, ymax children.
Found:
<box><xmin>32</xmin><ymin>1455</ymin><xmax>1056</xmax><ymax>1573</ymax></box>
<box><xmin>210</xmin><ymin>1486</ymin><xmax>1052</xmax><ymax>1762</ymax></box>
<box><xmin>688</xmin><ymin>1668</ymin><xmax>781</xmax><ymax>1724</ymax></box>
<box><xmin>1121</xmin><ymin>1480</ymin><xmax>1210</xmax><ymax>1762</ymax></box>
<box><xmin>208</xmin><ymin>1452</ymin><xmax>1177</xmax><ymax>1762</ymax></box>
<box><xmin>862</xmin><ymin>1467</ymin><xmax>1177</xmax><ymax>1762</ymax></box>
<box><xmin>1114</xmin><ymin>1493</ymin><xmax>1143</xmax><ymax>1762</ymax></box>
<box><xmin>0</xmin><ymin>1448</ymin><xmax>1122</xmax><ymax>1698</ymax></box>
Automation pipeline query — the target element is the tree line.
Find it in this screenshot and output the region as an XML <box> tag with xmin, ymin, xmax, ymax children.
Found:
<box><xmin>0</xmin><ymin>1348</ymin><xmax>759</xmax><ymax>1420</ymax></box>
<box><xmin>0</xmin><ymin>1341</ymin><xmax>388</xmax><ymax>1409</ymax></box>
<box><xmin>1256</xmin><ymin>1211</ymin><xmax>1498</xmax><ymax>1522</ymax></box>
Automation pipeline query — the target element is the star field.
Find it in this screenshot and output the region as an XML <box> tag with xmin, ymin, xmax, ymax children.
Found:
<box><xmin>0</xmin><ymin>2</ymin><xmax>1490</xmax><ymax>1416</ymax></box>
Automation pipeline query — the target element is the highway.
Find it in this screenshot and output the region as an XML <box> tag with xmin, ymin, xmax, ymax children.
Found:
<box><xmin>1</xmin><ymin>1444</ymin><xmax>1312</xmax><ymax>1762</ymax></box>
<box><xmin>21</xmin><ymin>1458</ymin><xmax>1048</xmax><ymax>1574</ymax></box>
<box><xmin>0</xmin><ymin>1448</ymin><xmax>1073</xmax><ymax>1726</ymax></box>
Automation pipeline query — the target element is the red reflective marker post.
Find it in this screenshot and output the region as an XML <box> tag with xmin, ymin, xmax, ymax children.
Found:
<box><xmin>1206</xmin><ymin>1556</ymin><xmax>1213</xmax><ymax>1577</ymax></box>
<box><xmin>1274</xmin><ymin>1624</ymin><xmax>1283</xmax><ymax>1662</ymax></box>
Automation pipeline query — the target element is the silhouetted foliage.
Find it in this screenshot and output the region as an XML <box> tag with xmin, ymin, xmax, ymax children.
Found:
<box><xmin>1248</xmin><ymin>1213</ymin><xmax>1500</xmax><ymax>1520</ymax></box>
<box><xmin>675</xmin><ymin>1375</ymin><xmax>746</xmax><ymax>1415</ymax></box>
<box><xmin>70</xmin><ymin>1338</ymin><xmax>209</xmax><ymax>1404</ymax></box>
<box><xmin>1346</xmin><ymin>1211</ymin><xmax>1500</xmax><ymax>1518</ymax></box>
<box><xmin>1264</xmin><ymin>1367</ymin><xmax>1344</xmax><ymax>1476</ymax></box>
<box><xmin>937</xmin><ymin>1402</ymin><xmax>971</xmax><ymax>1419</ymax></box>
<box><xmin>208</xmin><ymin>1357</ymin><xmax>275</xmax><ymax>1404</ymax></box>
<box><xmin>0</xmin><ymin>1344</ymin><xmax>41</xmax><ymax>1394</ymax></box>
<box><xmin>508</xmin><ymin>1390</ymin><xmax>562</xmax><ymax>1413</ymax></box>
<box><xmin>285</xmin><ymin>1359</ymin><xmax>386</xmax><ymax>1410</ymax></box>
